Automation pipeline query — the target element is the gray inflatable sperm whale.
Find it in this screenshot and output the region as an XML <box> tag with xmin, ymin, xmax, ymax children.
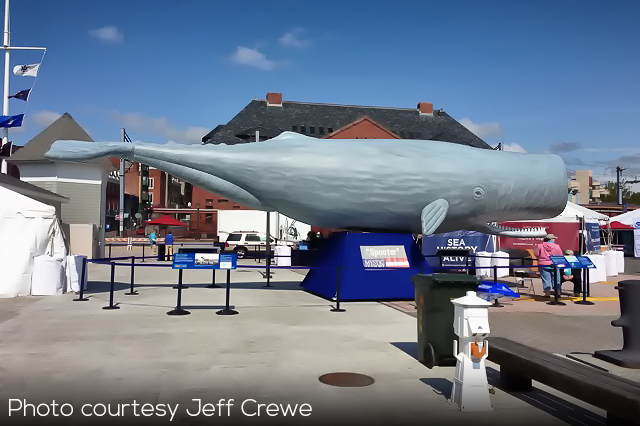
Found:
<box><xmin>45</xmin><ymin>132</ymin><xmax>568</xmax><ymax>237</ymax></box>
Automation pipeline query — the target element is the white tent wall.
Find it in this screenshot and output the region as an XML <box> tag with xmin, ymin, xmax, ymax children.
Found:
<box><xmin>0</xmin><ymin>186</ymin><xmax>67</xmax><ymax>297</ymax></box>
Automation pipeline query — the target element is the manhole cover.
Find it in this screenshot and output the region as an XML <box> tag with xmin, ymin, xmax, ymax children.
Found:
<box><xmin>319</xmin><ymin>372</ymin><xmax>374</xmax><ymax>387</ymax></box>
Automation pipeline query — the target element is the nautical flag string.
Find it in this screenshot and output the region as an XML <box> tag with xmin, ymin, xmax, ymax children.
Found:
<box><xmin>13</xmin><ymin>63</ymin><xmax>40</xmax><ymax>77</ymax></box>
<box><xmin>8</xmin><ymin>88</ymin><xmax>30</xmax><ymax>101</ymax></box>
<box><xmin>0</xmin><ymin>114</ymin><xmax>24</xmax><ymax>128</ymax></box>
<box><xmin>11</xmin><ymin>50</ymin><xmax>47</xmax><ymax>126</ymax></box>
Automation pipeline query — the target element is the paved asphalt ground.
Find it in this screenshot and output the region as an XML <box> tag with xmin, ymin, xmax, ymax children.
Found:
<box><xmin>0</xmin><ymin>246</ymin><xmax>638</xmax><ymax>426</ymax></box>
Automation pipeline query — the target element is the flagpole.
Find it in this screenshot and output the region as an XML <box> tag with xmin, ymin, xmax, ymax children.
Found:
<box><xmin>1</xmin><ymin>0</ymin><xmax>46</xmax><ymax>174</ymax></box>
<box><xmin>1</xmin><ymin>0</ymin><xmax>10</xmax><ymax>174</ymax></box>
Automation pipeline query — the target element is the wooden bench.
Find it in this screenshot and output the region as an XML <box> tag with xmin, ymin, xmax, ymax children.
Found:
<box><xmin>488</xmin><ymin>337</ymin><xmax>640</xmax><ymax>425</ymax></box>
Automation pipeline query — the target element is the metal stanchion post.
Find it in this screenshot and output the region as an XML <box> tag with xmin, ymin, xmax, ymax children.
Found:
<box><xmin>73</xmin><ymin>257</ymin><xmax>89</xmax><ymax>301</ymax></box>
<box><xmin>173</xmin><ymin>266</ymin><xmax>189</xmax><ymax>289</ymax></box>
<box><xmin>125</xmin><ymin>256</ymin><xmax>138</xmax><ymax>295</ymax></box>
<box><xmin>548</xmin><ymin>266</ymin><xmax>566</xmax><ymax>306</ymax></box>
<box><xmin>103</xmin><ymin>262</ymin><xmax>120</xmax><ymax>310</ymax></box>
<box><xmin>331</xmin><ymin>266</ymin><xmax>346</xmax><ymax>312</ymax></box>
<box><xmin>142</xmin><ymin>244</ymin><xmax>145</xmax><ymax>263</ymax></box>
<box><xmin>264</xmin><ymin>246</ymin><xmax>273</xmax><ymax>287</ymax></box>
<box><xmin>206</xmin><ymin>268</ymin><xmax>220</xmax><ymax>288</ymax></box>
<box><xmin>108</xmin><ymin>243</ymin><xmax>112</xmax><ymax>259</ymax></box>
<box><xmin>491</xmin><ymin>264</ymin><xmax>504</xmax><ymax>308</ymax></box>
<box><xmin>167</xmin><ymin>269</ymin><xmax>190</xmax><ymax>316</ymax></box>
<box><xmin>217</xmin><ymin>269</ymin><xmax>238</xmax><ymax>315</ymax></box>
<box><xmin>575</xmin><ymin>268</ymin><xmax>594</xmax><ymax>305</ymax></box>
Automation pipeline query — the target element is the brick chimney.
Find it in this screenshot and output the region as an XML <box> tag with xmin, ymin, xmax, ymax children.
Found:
<box><xmin>266</xmin><ymin>92</ymin><xmax>283</xmax><ymax>107</ymax></box>
<box><xmin>417</xmin><ymin>102</ymin><xmax>433</xmax><ymax>116</ymax></box>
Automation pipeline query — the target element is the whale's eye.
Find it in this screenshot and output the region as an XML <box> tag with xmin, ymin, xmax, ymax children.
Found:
<box><xmin>473</xmin><ymin>187</ymin><xmax>485</xmax><ymax>200</ymax></box>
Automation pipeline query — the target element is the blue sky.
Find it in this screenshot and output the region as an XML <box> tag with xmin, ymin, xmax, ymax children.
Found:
<box><xmin>6</xmin><ymin>0</ymin><xmax>640</xmax><ymax>183</ymax></box>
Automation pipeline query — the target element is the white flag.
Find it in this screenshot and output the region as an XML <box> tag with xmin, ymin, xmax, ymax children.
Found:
<box><xmin>13</xmin><ymin>63</ymin><xmax>40</xmax><ymax>77</ymax></box>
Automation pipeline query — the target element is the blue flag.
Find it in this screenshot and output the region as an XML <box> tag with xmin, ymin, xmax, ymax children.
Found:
<box><xmin>0</xmin><ymin>114</ymin><xmax>24</xmax><ymax>128</ymax></box>
<box><xmin>8</xmin><ymin>88</ymin><xmax>30</xmax><ymax>101</ymax></box>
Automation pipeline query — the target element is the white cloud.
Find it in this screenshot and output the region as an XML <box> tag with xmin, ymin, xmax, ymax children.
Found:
<box><xmin>31</xmin><ymin>110</ymin><xmax>62</xmax><ymax>127</ymax></box>
<box><xmin>459</xmin><ymin>118</ymin><xmax>501</xmax><ymax>138</ymax></box>
<box><xmin>110</xmin><ymin>111</ymin><xmax>209</xmax><ymax>144</ymax></box>
<box><xmin>501</xmin><ymin>143</ymin><xmax>527</xmax><ymax>153</ymax></box>
<box><xmin>278</xmin><ymin>28</ymin><xmax>309</xmax><ymax>48</ymax></box>
<box><xmin>89</xmin><ymin>26</ymin><xmax>124</xmax><ymax>43</ymax></box>
<box><xmin>229</xmin><ymin>46</ymin><xmax>278</xmax><ymax>71</ymax></box>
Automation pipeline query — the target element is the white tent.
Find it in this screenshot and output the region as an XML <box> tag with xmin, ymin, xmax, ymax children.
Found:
<box><xmin>609</xmin><ymin>209</ymin><xmax>640</xmax><ymax>227</ymax></box>
<box><xmin>537</xmin><ymin>201</ymin><xmax>609</xmax><ymax>223</ymax></box>
<box><xmin>0</xmin><ymin>186</ymin><xmax>67</xmax><ymax>297</ymax></box>
<box><xmin>609</xmin><ymin>210</ymin><xmax>640</xmax><ymax>257</ymax></box>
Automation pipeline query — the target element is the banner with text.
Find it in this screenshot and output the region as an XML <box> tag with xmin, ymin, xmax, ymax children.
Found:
<box><xmin>360</xmin><ymin>245</ymin><xmax>409</xmax><ymax>268</ymax></box>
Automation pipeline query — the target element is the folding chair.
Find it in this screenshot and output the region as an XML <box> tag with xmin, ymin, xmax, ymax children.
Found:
<box><xmin>514</xmin><ymin>269</ymin><xmax>535</xmax><ymax>295</ymax></box>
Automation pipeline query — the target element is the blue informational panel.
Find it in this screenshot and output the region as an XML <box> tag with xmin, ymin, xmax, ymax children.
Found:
<box><xmin>564</xmin><ymin>255</ymin><xmax>583</xmax><ymax>269</ymax></box>
<box><xmin>576</xmin><ymin>255</ymin><xmax>596</xmax><ymax>269</ymax></box>
<box><xmin>549</xmin><ymin>256</ymin><xmax>569</xmax><ymax>268</ymax></box>
<box><xmin>585</xmin><ymin>222</ymin><xmax>601</xmax><ymax>252</ymax></box>
<box><xmin>172</xmin><ymin>252</ymin><xmax>237</xmax><ymax>270</ymax></box>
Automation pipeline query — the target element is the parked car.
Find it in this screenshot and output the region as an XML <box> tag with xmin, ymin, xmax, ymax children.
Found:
<box><xmin>135</xmin><ymin>227</ymin><xmax>146</xmax><ymax>236</ymax></box>
<box><xmin>223</xmin><ymin>231</ymin><xmax>275</xmax><ymax>258</ymax></box>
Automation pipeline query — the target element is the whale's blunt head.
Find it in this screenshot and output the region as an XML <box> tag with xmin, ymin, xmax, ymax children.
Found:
<box><xmin>455</xmin><ymin>151</ymin><xmax>568</xmax><ymax>229</ymax></box>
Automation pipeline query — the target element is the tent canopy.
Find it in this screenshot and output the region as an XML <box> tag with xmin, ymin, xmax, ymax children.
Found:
<box><xmin>603</xmin><ymin>221</ymin><xmax>634</xmax><ymax>230</ymax></box>
<box><xmin>508</xmin><ymin>201</ymin><xmax>608</xmax><ymax>223</ymax></box>
<box><xmin>146</xmin><ymin>215</ymin><xmax>188</xmax><ymax>226</ymax></box>
<box><xmin>608</xmin><ymin>209</ymin><xmax>640</xmax><ymax>227</ymax></box>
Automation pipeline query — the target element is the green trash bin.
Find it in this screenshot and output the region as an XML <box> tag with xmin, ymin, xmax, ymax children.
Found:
<box><xmin>411</xmin><ymin>273</ymin><xmax>480</xmax><ymax>368</ymax></box>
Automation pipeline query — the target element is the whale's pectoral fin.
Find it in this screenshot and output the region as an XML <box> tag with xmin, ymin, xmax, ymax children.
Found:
<box><xmin>421</xmin><ymin>199</ymin><xmax>449</xmax><ymax>236</ymax></box>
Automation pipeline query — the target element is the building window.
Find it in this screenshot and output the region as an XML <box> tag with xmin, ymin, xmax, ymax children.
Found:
<box><xmin>327</xmin><ymin>128</ymin><xmax>333</xmax><ymax>133</ymax></box>
<box><xmin>206</xmin><ymin>198</ymin><xmax>213</xmax><ymax>204</ymax></box>
<box><xmin>205</xmin><ymin>213</ymin><xmax>213</xmax><ymax>224</ymax></box>
<box><xmin>319</xmin><ymin>127</ymin><xmax>325</xmax><ymax>135</ymax></box>
<box><xmin>148</xmin><ymin>192</ymin><xmax>154</xmax><ymax>205</ymax></box>
<box><xmin>148</xmin><ymin>178</ymin><xmax>154</xmax><ymax>189</ymax></box>
<box><xmin>309</xmin><ymin>126</ymin><xmax>315</xmax><ymax>134</ymax></box>
<box><xmin>300</xmin><ymin>126</ymin><xmax>306</xmax><ymax>134</ymax></box>
<box><xmin>218</xmin><ymin>198</ymin><xmax>228</xmax><ymax>203</ymax></box>
<box><xmin>232</xmin><ymin>205</ymin><xmax>240</xmax><ymax>209</ymax></box>
<box><xmin>292</xmin><ymin>125</ymin><xmax>298</xmax><ymax>132</ymax></box>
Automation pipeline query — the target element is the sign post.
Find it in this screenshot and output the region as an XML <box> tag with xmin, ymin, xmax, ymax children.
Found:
<box><xmin>172</xmin><ymin>252</ymin><xmax>238</xmax><ymax>315</ymax></box>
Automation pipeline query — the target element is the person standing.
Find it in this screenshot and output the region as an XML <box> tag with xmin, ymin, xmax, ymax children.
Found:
<box><xmin>534</xmin><ymin>233</ymin><xmax>563</xmax><ymax>297</ymax></box>
<box><xmin>561</xmin><ymin>249</ymin><xmax>582</xmax><ymax>297</ymax></box>
<box><xmin>149</xmin><ymin>230</ymin><xmax>158</xmax><ymax>255</ymax></box>
<box><xmin>165</xmin><ymin>231</ymin><xmax>174</xmax><ymax>260</ymax></box>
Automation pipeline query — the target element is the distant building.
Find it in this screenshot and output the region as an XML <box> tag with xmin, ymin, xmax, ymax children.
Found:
<box><xmin>7</xmin><ymin>113</ymin><xmax>114</xmax><ymax>256</ymax></box>
<box><xmin>568</xmin><ymin>170</ymin><xmax>603</xmax><ymax>204</ymax></box>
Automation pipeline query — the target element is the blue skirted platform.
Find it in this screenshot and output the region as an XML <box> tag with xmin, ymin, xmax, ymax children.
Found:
<box><xmin>300</xmin><ymin>232</ymin><xmax>432</xmax><ymax>301</ymax></box>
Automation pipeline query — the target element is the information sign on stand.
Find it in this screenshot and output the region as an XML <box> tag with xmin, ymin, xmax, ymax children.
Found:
<box><xmin>172</xmin><ymin>253</ymin><xmax>237</xmax><ymax>270</ymax></box>
<box><xmin>549</xmin><ymin>256</ymin><xmax>569</xmax><ymax>268</ymax></box>
<box><xmin>575</xmin><ymin>255</ymin><xmax>596</xmax><ymax>269</ymax></box>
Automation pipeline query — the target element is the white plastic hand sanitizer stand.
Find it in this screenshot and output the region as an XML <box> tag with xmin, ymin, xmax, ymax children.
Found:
<box><xmin>450</xmin><ymin>291</ymin><xmax>493</xmax><ymax>412</ymax></box>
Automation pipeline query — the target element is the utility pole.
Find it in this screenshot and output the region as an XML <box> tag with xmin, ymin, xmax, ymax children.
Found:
<box><xmin>1</xmin><ymin>0</ymin><xmax>47</xmax><ymax>174</ymax></box>
<box><xmin>616</xmin><ymin>166</ymin><xmax>626</xmax><ymax>205</ymax></box>
<box><xmin>119</xmin><ymin>128</ymin><xmax>133</xmax><ymax>236</ymax></box>
<box><xmin>119</xmin><ymin>128</ymin><xmax>125</xmax><ymax>236</ymax></box>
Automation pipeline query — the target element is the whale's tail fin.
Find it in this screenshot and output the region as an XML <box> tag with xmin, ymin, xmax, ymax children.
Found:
<box><xmin>45</xmin><ymin>140</ymin><xmax>134</xmax><ymax>161</ymax></box>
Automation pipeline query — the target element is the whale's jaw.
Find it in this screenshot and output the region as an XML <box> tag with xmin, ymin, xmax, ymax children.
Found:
<box><xmin>472</xmin><ymin>223</ymin><xmax>548</xmax><ymax>238</ymax></box>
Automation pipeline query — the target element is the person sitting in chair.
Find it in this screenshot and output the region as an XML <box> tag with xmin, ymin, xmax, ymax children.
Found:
<box><xmin>561</xmin><ymin>249</ymin><xmax>582</xmax><ymax>297</ymax></box>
